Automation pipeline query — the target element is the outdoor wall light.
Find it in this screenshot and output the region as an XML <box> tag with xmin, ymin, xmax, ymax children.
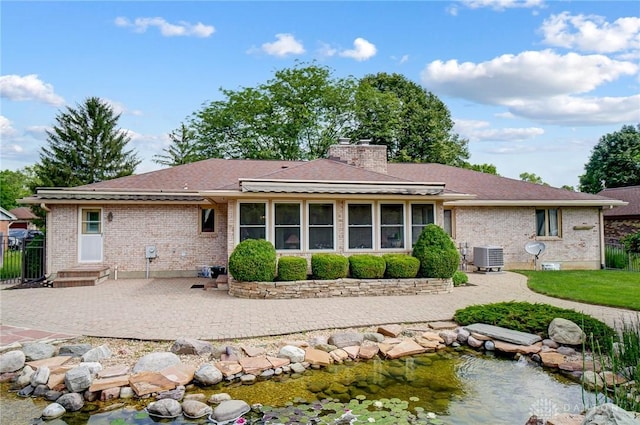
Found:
<box><xmin>107</xmin><ymin>212</ymin><xmax>113</xmax><ymax>222</ymax></box>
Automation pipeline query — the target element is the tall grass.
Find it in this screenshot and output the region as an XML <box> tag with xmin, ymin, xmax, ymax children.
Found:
<box><xmin>0</xmin><ymin>249</ymin><xmax>21</xmax><ymax>280</ymax></box>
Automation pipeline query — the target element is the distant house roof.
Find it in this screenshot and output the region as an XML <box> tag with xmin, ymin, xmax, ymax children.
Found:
<box><xmin>0</xmin><ymin>207</ymin><xmax>17</xmax><ymax>221</ymax></box>
<box><xmin>21</xmin><ymin>157</ymin><xmax>626</xmax><ymax>208</ymax></box>
<box><xmin>599</xmin><ymin>186</ymin><xmax>640</xmax><ymax>218</ymax></box>
<box><xmin>9</xmin><ymin>207</ymin><xmax>37</xmax><ymax>220</ymax></box>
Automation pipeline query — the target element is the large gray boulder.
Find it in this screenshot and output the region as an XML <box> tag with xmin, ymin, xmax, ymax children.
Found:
<box><xmin>56</xmin><ymin>392</ymin><xmax>84</xmax><ymax>412</ymax></box>
<box><xmin>548</xmin><ymin>318</ymin><xmax>585</xmax><ymax>345</ymax></box>
<box><xmin>58</xmin><ymin>344</ymin><xmax>92</xmax><ymax>358</ymax></box>
<box><xmin>278</xmin><ymin>345</ymin><xmax>305</xmax><ymax>363</ymax></box>
<box><xmin>22</xmin><ymin>342</ymin><xmax>55</xmax><ymax>361</ymax></box>
<box><xmin>81</xmin><ymin>344</ymin><xmax>112</xmax><ymax>362</ymax></box>
<box><xmin>30</xmin><ymin>366</ymin><xmax>50</xmax><ymax>386</ymax></box>
<box><xmin>64</xmin><ymin>365</ymin><xmax>93</xmax><ymax>393</ymax></box>
<box><xmin>211</xmin><ymin>400</ymin><xmax>250</xmax><ymax>423</ymax></box>
<box><xmin>583</xmin><ymin>403</ymin><xmax>639</xmax><ymax>425</ymax></box>
<box><xmin>147</xmin><ymin>398</ymin><xmax>182</xmax><ymax>418</ymax></box>
<box><xmin>194</xmin><ymin>364</ymin><xmax>223</xmax><ymax>386</ymax></box>
<box><xmin>0</xmin><ymin>350</ymin><xmax>26</xmax><ymax>373</ymax></box>
<box><xmin>328</xmin><ymin>332</ymin><xmax>364</xmax><ymax>348</ymax></box>
<box><xmin>170</xmin><ymin>338</ymin><xmax>213</xmax><ymax>355</ymax></box>
<box><xmin>182</xmin><ymin>399</ymin><xmax>213</xmax><ymax>419</ymax></box>
<box><xmin>41</xmin><ymin>403</ymin><xmax>66</xmax><ymax>420</ymax></box>
<box><xmin>132</xmin><ymin>352</ymin><xmax>181</xmax><ymax>373</ymax></box>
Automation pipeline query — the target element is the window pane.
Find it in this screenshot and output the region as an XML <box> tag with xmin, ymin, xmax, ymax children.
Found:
<box><xmin>349</xmin><ymin>227</ymin><xmax>372</xmax><ymax>249</ymax></box>
<box><xmin>82</xmin><ymin>210</ymin><xmax>101</xmax><ymax>234</ymax></box>
<box><xmin>276</xmin><ymin>227</ymin><xmax>300</xmax><ymax>250</ymax></box>
<box><xmin>381</xmin><ymin>204</ymin><xmax>403</xmax><ymax>225</ymax></box>
<box><xmin>549</xmin><ymin>209</ymin><xmax>559</xmax><ymax>236</ymax></box>
<box><xmin>348</xmin><ymin>204</ymin><xmax>372</xmax><ymax>225</ymax></box>
<box><xmin>240</xmin><ymin>203</ymin><xmax>265</xmax><ymax>225</ymax></box>
<box><xmin>240</xmin><ymin>227</ymin><xmax>265</xmax><ymax>241</ymax></box>
<box><xmin>412</xmin><ymin>205</ymin><xmax>434</xmax><ymax>225</ymax></box>
<box><xmin>309</xmin><ymin>204</ymin><xmax>334</xmax><ymax>250</ymax></box>
<box><xmin>309</xmin><ymin>204</ymin><xmax>333</xmax><ymax>225</ymax></box>
<box><xmin>381</xmin><ymin>204</ymin><xmax>404</xmax><ymax>249</ymax></box>
<box><xmin>275</xmin><ymin>203</ymin><xmax>300</xmax><ymax>225</ymax></box>
<box><xmin>443</xmin><ymin>210</ymin><xmax>452</xmax><ymax>236</ymax></box>
<box><xmin>536</xmin><ymin>209</ymin><xmax>546</xmax><ymax>236</ymax></box>
<box><xmin>201</xmin><ymin>209</ymin><xmax>215</xmax><ymax>233</ymax></box>
<box><xmin>381</xmin><ymin>226</ymin><xmax>404</xmax><ymax>248</ymax></box>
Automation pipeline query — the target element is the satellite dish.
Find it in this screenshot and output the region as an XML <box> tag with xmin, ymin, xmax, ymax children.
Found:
<box><xmin>525</xmin><ymin>241</ymin><xmax>546</xmax><ymax>270</ymax></box>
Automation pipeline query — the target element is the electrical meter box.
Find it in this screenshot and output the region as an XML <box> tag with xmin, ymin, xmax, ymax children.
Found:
<box><xmin>145</xmin><ymin>245</ymin><xmax>157</xmax><ymax>259</ymax></box>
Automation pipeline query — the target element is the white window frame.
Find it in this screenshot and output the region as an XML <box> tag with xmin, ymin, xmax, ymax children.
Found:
<box><xmin>536</xmin><ymin>208</ymin><xmax>562</xmax><ymax>238</ymax></box>
<box><xmin>237</xmin><ymin>201</ymin><xmax>268</xmax><ymax>243</ymax></box>
<box><xmin>307</xmin><ymin>201</ymin><xmax>336</xmax><ymax>251</ymax></box>
<box><xmin>273</xmin><ymin>201</ymin><xmax>302</xmax><ymax>251</ymax></box>
<box><xmin>379</xmin><ymin>203</ymin><xmax>405</xmax><ymax>250</ymax></box>
<box><xmin>346</xmin><ymin>202</ymin><xmax>375</xmax><ymax>251</ymax></box>
<box><xmin>410</xmin><ymin>203</ymin><xmax>436</xmax><ymax>246</ymax></box>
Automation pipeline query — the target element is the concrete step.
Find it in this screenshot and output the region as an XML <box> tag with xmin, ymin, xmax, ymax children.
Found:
<box><xmin>52</xmin><ymin>277</ymin><xmax>99</xmax><ymax>288</ymax></box>
<box><xmin>58</xmin><ymin>266</ymin><xmax>110</xmax><ymax>279</ymax></box>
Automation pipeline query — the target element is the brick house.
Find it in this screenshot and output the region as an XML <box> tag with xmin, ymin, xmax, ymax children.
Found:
<box><xmin>598</xmin><ymin>185</ymin><xmax>640</xmax><ymax>242</ymax></box>
<box><xmin>0</xmin><ymin>207</ymin><xmax>17</xmax><ymax>241</ymax></box>
<box><xmin>21</xmin><ymin>141</ymin><xmax>626</xmax><ymax>280</ymax></box>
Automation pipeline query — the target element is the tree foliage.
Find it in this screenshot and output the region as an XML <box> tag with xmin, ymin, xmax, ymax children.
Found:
<box><xmin>35</xmin><ymin>97</ymin><xmax>140</xmax><ymax>187</ymax></box>
<box><xmin>0</xmin><ymin>168</ymin><xmax>34</xmax><ymax>210</ymax></box>
<box><xmin>191</xmin><ymin>62</ymin><xmax>356</xmax><ymax>160</ymax></box>
<box><xmin>349</xmin><ymin>72</ymin><xmax>469</xmax><ymax>165</ymax></box>
<box><xmin>579</xmin><ymin>124</ymin><xmax>640</xmax><ymax>194</ymax></box>
<box><xmin>519</xmin><ymin>172</ymin><xmax>549</xmax><ymax>186</ymax></box>
<box><xmin>189</xmin><ymin>64</ymin><xmax>470</xmax><ymax>166</ymax></box>
<box><xmin>462</xmin><ymin>163</ymin><xmax>499</xmax><ymax>175</ymax></box>
<box><xmin>153</xmin><ymin>123</ymin><xmax>201</xmax><ymax>166</ymax></box>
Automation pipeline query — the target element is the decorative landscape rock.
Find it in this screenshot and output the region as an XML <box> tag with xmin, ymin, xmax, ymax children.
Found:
<box><xmin>0</xmin><ymin>350</ymin><xmax>26</xmax><ymax>373</ymax></box>
<box><xmin>64</xmin><ymin>365</ymin><xmax>93</xmax><ymax>393</ymax></box>
<box><xmin>81</xmin><ymin>344</ymin><xmax>112</xmax><ymax>362</ymax></box>
<box><xmin>194</xmin><ymin>364</ymin><xmax>223</xmax><ymax>386</ymax></box>
<box><xmin>377</xmin><ymin>324</ymin><xmax>403</xmax><ymax>338</ymax></box>
<box><xmin>582</xmin><ymin>403</ymin><xmax>639</xmax><ymax>425</ymax></box>
<box><xmin>30</xmin><ymin>365</ymin><xmax>50</xmax><ymax>386</ymax></box>
<box><xmin>58</xmin><ymin>343</ymin><xmax>92</xmax><ymax>358</ymax></box>
<box><xmin>41</xmin><ymin>403</ymin><xmax>66</xmax><ymax>420</ymax></box>
<box><xmin>278</xmin><ymin>345</ymin><xmax>305</xmax><ymax>363</ymax></box>
<box><xmin>22</xmin><ymin>342</ymin><xmax>55</xmax><ymax>361</ymax></box>
<box><xmin>170</xmin><ymin>338</ymin><xmax>213</xmax><ymax>356</ymax></box>
<box><xmin>156</xmin><ymin>385</ymin><xmax>186</xmax><ymax>401</ymax></box>
<box><xmin>182</xmin><ymin>399</ymin><xmax>212</xmax><ymax>419</ymax></box>
<box><xmin>464</xmin><ymin>323</ymin><xmax>542</xmax><ymax>345</ymax></box>
<box><xmin>328</xmin><ymin>332</ymin><xmax>364</xmax><ymax>348</ymax></box>
<box><xmin>56</xmin><ymin>392</ymin><xmax>84</xmax><ymax>412</ymax></box>
<box><xmin>132</xmin><ymin>352</ymin><xmax>181</xmax><ymax>373</ymax></box>
<box><xmin>548</xmin><ymin>318</ymin><xmax>585</xmax><ymax>345</ymax></box>
<box><xmin>212</xmin><ymin>399</ymin><xmax>250</xmax><ymax>422</ymax></box>
<box><xmin>147</xmin><ymin>398</ymin><xmax>183</xmax><ymax>418</ymax></box>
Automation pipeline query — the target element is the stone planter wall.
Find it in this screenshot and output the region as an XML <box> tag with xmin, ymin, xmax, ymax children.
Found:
<box><xmin>228</xmin><ymin>277</ymin><xmax>453</xmax><ymax>299</ymax></box>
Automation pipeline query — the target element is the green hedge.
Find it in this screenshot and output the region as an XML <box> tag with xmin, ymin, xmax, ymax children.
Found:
<box><xmin>382</xmin><ymin>254</ymin><xmax>420</xmax><ymax>278</ymax></box>
<box><xmin>452</xmin><ymin>271</ymin><xmax>469</xmax><ymax>286</ymax></box>
<box><xmin>311</xmin><ymin>253</ymin><xmax>349</xmax><ymax>280</ymax></box>
<box><xmin>349</xmin><ymin>254</ymin><xmax>386</xmax><ymax>279</ymax></box>
<box><xmin>412</xmin><ymin>224</ymin><xmax>459</xmax><ymax>278</ymax></box>
<box><xmin>277</xmin><ymin>256</ymin><xmax>308</xmax><ymax>281</ymax></box>
<box><xmin>228</xmin><ymin>239</ymin><xmax>276</xmax><ymax>282</ymax></box>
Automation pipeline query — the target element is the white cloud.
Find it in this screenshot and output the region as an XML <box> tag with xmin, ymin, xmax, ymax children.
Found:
<box><xmin>0</xmin><ymin>74</ymin><xmax>65</xmax><ymax>106</ymax></box>
<box><xmin>455</xmin><ymin>119</ymin><xmax>545</xmax><ymax>142</ymax></box>
<box><xmin>0</xmin><ymin>115</ymin><xmax>18</xmax><ymax>138</ymax></box>
<box><xmin>114</xmin><ymin>16</ymin><xmax>215</xmax><ymax>38</ymax></box>
<box><xmin>540</xmin><ymin>12</ymin><xmax>640</xmax><ymax>54</ymax></box>
<box><xmin>25</xmin><ymin>125</ymin><xmax>50</xmax><ymax>139</ymax></box>
<box><xmin>340</xmin><ymin>38</ymin><xmax>377</xmax><ymax>61</ymax></box>
<box><xmin>508</xmin><ymin>94</ymin><xmax>640</xmax><ymax>126</ymax></box>
<box><xmin>317</xmin><ymin>42</ymin><xmax>337</xmax><ymax>58</ymax></box>
<box><xmin>104</xmin><ymin>99</ymin><xmax>143</xmax><ymax>116</ymax></box>
<box><xmin>459</xmin><ymin>0</ymin><xmax>545</xmax><ymax>11</ymax></box>
<box><xmin>260</xmin><ymin>33</ymin><xmax>305</xmax><ymax>57</ymax></box>
<box><xmin>421</xmin><ymin>50</ymin><xmax>638</xmax><ymax>104</ymax></box>
<box><xmin>399</xmin><ymin>54</ymin><xmax>409</xmax><ymax>64</ymax></box>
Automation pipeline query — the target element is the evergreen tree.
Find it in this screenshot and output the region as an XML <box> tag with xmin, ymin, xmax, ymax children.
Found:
<box><xmin>36</xmin><ymin>97</ymin><xmax>140</xmax><ymax>187</ymax></box>
<box><xmin>153</xmin><ymin>123</ymin><xmax>201</xmax><ymax>166</ymax></box>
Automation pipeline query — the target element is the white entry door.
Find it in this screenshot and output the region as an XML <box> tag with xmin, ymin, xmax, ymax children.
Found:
<box><xmin>79</xmin><ymin>208</ymin><xmax>103</xmax><ymax>262</ymax></box>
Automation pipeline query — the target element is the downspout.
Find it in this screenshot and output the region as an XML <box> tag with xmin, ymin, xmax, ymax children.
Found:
<box><xmin>599</xmin><ymin>208</ymin><xmax>605</xmax><ymax>269</ymax></box>
<box><xmin>40</xmin><ymin>203</ymin><xmax>52</xmax><ymax>281</ymax></box>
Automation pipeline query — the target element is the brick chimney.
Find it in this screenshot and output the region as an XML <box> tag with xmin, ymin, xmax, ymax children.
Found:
<box><xmin>327</xmin><ymin>138</ymin><xmax>388</xmax><ymax>174</ymax></box>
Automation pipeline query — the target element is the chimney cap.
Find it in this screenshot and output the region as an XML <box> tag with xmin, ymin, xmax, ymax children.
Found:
<box><xmin>338</xmin><ymin>137</ymin><xmax>351</xmax><ymax>145</ymax></box>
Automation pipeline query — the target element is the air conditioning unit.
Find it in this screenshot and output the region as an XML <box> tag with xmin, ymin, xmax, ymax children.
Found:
<box><xmin>473</xmin><ymin>246</ymin><xmax>504</xmax><ymax>272</ymax></box>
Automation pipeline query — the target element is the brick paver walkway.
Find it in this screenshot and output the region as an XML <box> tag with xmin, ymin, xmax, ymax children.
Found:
<box><xmin>0</xmin><ymin>272</ymin><xmax>636</xmax><ymax>347</ymax></box>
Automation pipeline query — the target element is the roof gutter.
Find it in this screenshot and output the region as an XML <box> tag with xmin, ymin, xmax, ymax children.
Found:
<box><xmin>444</xmin><ymin>200</ymin><xmax>629</xmax><ymax>208</ymax></box>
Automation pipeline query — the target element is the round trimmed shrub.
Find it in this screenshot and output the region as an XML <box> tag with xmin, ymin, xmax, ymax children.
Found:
<box><xmin>349</xmin><ymin>254</ymin><xmax>386</xmax><ymax>279</ymax></box>
<box><xmin>452</xmin><ymin>271</ymin><xmax>469</xmax><ymax>286</ymax></box>
<box><xmin>311</xmin><ymin>254</ymin><xmax>349</xmax><ymax>280</ymax></box>
<box><xmin>228</xmin><ymin>239</ymin><xmax>276</xmax><ymax>282</ymax></box>
<box><xmin>412</xmin><ymin>224</ymin><xmax>459</xmax><ymax>279</ymax></box>
<box><xmin>382</xmin><ymin>254</ymin><xmax>420</xmax><ymax>278</ymax></box>
<box><xmin>277</xmin><ymin>256</ymin><xmax>308</xmax><ymax>281</ymax></box>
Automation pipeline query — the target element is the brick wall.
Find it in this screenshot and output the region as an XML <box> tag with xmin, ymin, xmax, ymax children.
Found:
<box><xmin>48</xmin><ymin>204</ymin><xmax>228</xmax><ymax>278</ymax></box>
<box><xmin>453</xmin><ymin>206</ymin><xmax>602</xmax><ymax>270</ymax></box>
<box><xmin>229</xmin><ymin>277</ymin><xmax>452</xmax><ymax>299</ymax></box>
<box><xmin>327</xmin><ymin>144</ymin><xmax>387</xmax><ymax>174</ymax></box>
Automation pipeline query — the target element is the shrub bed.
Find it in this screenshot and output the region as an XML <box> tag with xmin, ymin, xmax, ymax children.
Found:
<box><xmin>349</xmin><ymin>254</ymin><xmax>386</xmax><ymax>279</ymax></box>
<box><xmin>382</xmin><ymin>254</ymin><xmax>420</xmax><ymax>278</ymax></box>
<box><xmin>412</xmin><ymin>224</ymin><xmax>459</xmax><ymax>279</ymax></box>
<box><xmin>228</xmin><ymin>239</ymin><xmax>276</xmax><ymax>282</ymax></box>
<box><xmin>311</xmin><ymin>254</ymin><xmax>349</xmax><ymax>280</ymax></box>
<box><xmin>452</xmin><ymin>271</ymin><xmax>468</xmax><ymax>286</ymax></box>
<box><xmin>277</xmin><ymin>256</ymin><xmax>308</xmax><ymax>281</ymax></box>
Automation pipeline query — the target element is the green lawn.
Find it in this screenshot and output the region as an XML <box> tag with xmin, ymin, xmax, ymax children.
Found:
<box><xmin>518</xmin><ymin>270</ymin><xmax>640</xmax><ymax>311</ymax></box>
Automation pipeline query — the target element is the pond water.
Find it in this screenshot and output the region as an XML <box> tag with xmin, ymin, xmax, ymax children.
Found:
<box><xmin>1</xmin><ymin>351</ymin><xmax>603</xmax><ymax>425</ymax></box>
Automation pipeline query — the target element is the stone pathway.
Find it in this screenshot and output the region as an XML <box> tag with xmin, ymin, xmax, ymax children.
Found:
<box><xmin>0</xmin><ymin>272</ymin><xmax>636</xmax><ymax>348</ymax></box>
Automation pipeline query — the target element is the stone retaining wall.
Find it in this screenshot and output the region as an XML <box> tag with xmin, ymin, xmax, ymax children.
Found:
<box><xmin>228</xmin><ymin>277</ymin><xmax>453</xmax><ymax>299</ymax></box>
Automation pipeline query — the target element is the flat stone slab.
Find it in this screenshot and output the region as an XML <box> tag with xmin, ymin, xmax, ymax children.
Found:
<box><xmin>464</xmin><ymin>323</ymin><xmax>542</xmax><ymax>345</ymax></box>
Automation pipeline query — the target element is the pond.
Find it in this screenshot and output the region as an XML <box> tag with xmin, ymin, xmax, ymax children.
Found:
<box><xmin>2</xmin><ymin>351</ymin><xmax>603</xmax><ymax>425</ymax></box>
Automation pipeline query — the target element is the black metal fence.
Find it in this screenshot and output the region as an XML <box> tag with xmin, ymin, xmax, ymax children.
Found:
<box><xmin>605</xmin><ymin>242</ymin><xmax>639</xmax><ymax>272</ymax></box>
<box><xmin>0</xmin><ymin>234</ymin><xmax>46</xmax><ymax>286</ymax></box>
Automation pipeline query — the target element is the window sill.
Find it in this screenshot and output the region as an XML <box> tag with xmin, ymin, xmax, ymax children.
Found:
<box><xmin>535</xmin><ymin>236</ymin><xmax>562</xmax><ymax>241</ymax></box>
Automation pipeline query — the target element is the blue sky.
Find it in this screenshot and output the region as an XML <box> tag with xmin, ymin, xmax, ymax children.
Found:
<box><xmin>1</xmin><ymin>1</ymin><xmax>639</xmax><ymax>189</ymax></box>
